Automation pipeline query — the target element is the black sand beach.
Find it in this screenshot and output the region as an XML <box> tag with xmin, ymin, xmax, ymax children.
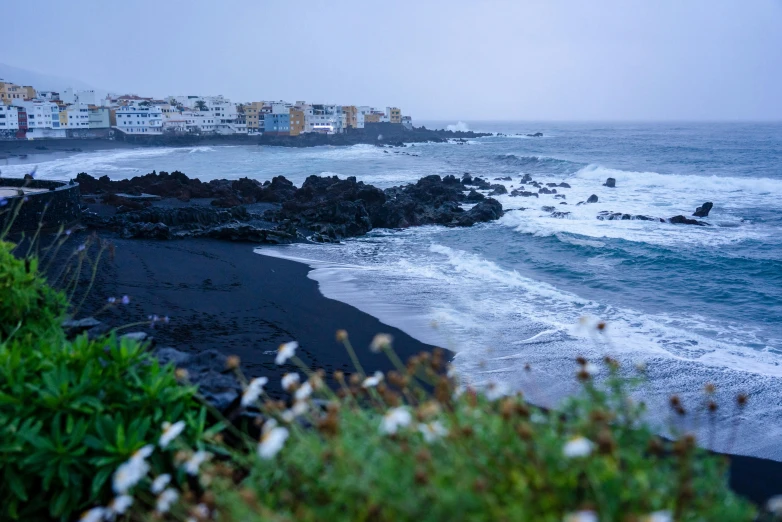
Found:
<box><xmin>80</xmin><ymin>235</ymin><xmax>436</xmax><ymax>386</ymax></box>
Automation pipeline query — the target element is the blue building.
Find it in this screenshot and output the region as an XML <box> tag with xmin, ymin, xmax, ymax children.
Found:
<box><xmin>264</xmin><ymin>113</ymin><xmax>290</xmax><ymax>135</ymax></box>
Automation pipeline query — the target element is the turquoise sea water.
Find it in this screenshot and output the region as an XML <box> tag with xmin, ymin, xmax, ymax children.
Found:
<box><xmin>5</xmin><ymin>121</ymin><xmax>782</xmax><ymax>459</ymax></box>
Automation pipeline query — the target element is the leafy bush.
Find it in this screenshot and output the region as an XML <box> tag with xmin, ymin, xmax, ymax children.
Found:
<box><xmin>83</xmin><ymin>340</ymin><xmax>756</xmax><ymax>522</ymax></box>
<box><xmin>0</xmin><ymin>240</ymin><xmax>67</xmax><ymax>343</ymax></box>
<box><xmin>221</xmin><ymin>352</ymin><xmax>754</xmax><ymax>522</ymax></box>
<box><xmin>0</xmin><ymin>238</ymin><xmax>209</xmax><ymax>520</ymax></box>
<box><xmin>0</xmin><ymin>332</ymin><xmax>209</xmax><ymax>520</ymax></box>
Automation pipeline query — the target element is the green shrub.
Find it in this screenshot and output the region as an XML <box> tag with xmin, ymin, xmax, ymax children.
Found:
<box><xmin>0</xmin><ymin>331</ymin><xmax>209</xmax><ymax>520</ymax></box>
<box><xmin>98</xmin><ymin>343</ymin><xmax>754</xmax><ymax>522</ymax></box>
<box><xmin>220</xmin><ymin>355</ymin><xmax>754</xmax><ymax>522</ymax></box>
<box><xmin>0</xmin><ymin>240</ymin><xmax>67</xmax><ymax>343</ymax></box>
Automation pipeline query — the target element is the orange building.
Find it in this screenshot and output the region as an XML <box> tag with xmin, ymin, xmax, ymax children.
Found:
<box><xmin>342</xmin><ymin>105</ymin><xmax>357</xmax><ymax>129</ymax></box>
<box><xmin>364</xmin><ymin>113</ymin><xmax>381</xmax><ymax>124</ymax></box>
<box><xmin>289</xmin><ymin>108</ymin><xmax>305</xmax><ymax>136</ymax></box>
<box><xmin>245</xmin><ymin>101</ymin><xmax>265</xmax><ymax>132</ymax></box>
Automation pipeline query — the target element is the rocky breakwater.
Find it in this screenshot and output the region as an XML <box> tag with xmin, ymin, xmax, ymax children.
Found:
<box><xmin>79</xmin><ymin>171</ymin><xmax>504</xmax><ymax>243</ymax></box>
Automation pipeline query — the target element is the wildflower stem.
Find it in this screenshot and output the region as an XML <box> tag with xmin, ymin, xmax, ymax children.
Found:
<box><xmin>341</xmin><ymin>338</ymin><xmax>366</xmax><ymax>377</ymax></box>
<box><xmin>72</xmin><ymin>243</ymin><xmax>107</xmax><ymax>317</ymax></box>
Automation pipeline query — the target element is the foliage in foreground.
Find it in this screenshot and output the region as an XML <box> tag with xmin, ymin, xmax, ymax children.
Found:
<box><xmin>79</xmin><ymin>340</ymin><xmax>758</xmax><ymax>522</ymax></box>
<box><xmin>0</xmin><ymin>236</ymin><xmax>208</xmax><ymax>521</ymax></box>
<box><xmin>0</xmin><ymin>240</ymin><xmax>67</xmax><ymax>343</ymax></box>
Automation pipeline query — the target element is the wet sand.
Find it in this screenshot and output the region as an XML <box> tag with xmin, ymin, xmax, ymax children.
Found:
<box><xmin>81</xmin><ymin>235</ymin><xmax>435</xmax><ymax>384</ymax></box>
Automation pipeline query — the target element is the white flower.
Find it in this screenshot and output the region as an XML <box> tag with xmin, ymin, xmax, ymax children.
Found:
<box><xmin>370</xmin><ymin>333</ymin><xmax>393</xmax><ymax>353</ymax></box>
<box><xmin>281</xmin><ymin>372</ymin><xmax>300</xmax><ymax>391</ymax></box>
<box><xmin>194</xmin><ymin>504</ymin><xmax>210</xmax><ymax>518</ymax></box>
<box><xmin>380</xmin><ymin>407</ymin><xmax>412</xmax><ymax>434</ymax></box>
<box><xmin>362</xmin><ymin>371</ymin><xmax>384</xmax><ymax>388</ymax></box>
<box><xmin>156</xmin><ymin>488</ymin><xmax>179</xmax><ymax>514</ymax></box>
<box><xmin>132</xmin><ymin>444</ymin><xmax>154</xmax><ymax>460</ymax></box>
<box><xmin>294</xmin><ymin>381</ymin><xmax>313</xmax><ymax>401</ymax></box>
<box><xmin>563</xmin><ymin>436</ymin><xmax>594</xmax><ymax>458</ymax></box>
<box><xmin>258</xmin><ymin>427</ymin><xmax>289</xmax><ymax>459</ymax></box>
<box><xmin>241</xmin><ymin>376</ymin><xmax>269</xmax><ymax>407</ymax></box>
<box><xmin>184</xmin><ymin>450</ymin><xmax>210</xmax><ymax>475</ymax></box>
<box><xmin>582</xmin><ymin>363</ymin><xmax>599</xmax><ymax>376</ymax></box>
<box><xmin>80</xmin><ymin>507</ymin><xmax>106</xmax><ymax>522</ymax></box>
<box><xmin>485</xmin><ymin>381</ymin><xmax>511</xmax><ymax>401</ymax></box>
<box><xmin>113</xmin><ymin>458</ymin><xmax>149</xmax><ymax>494</ymax></box>
<box><xmin>275</xmin><ymin>341</ymin><xmax>298</xmax><ymax>365</ymax></box>
<box><xmin>767</xmin><ymin>495</ymin><xmax>782</xmax><ymax>515</ymax></box>
<box><xmin>159</xmin><ymin>421</ymin><xmax>186</xmax><ymax>448</ymax></box>
<box><xmin>281</xmin><ymin>401</ymin><xmax>308</xmax><ymax>423</ymax></box>
<box><xmin>642</xmin><ymin>512</ymin><xmax>673</xmax><ymax>522</ymax></box>
<box><xmin>107</xmin><ymin>495</ymin><xmax>133</xmax><ymax>516</ymax></box>
<box><xmin>418</xmin><ymin>421</ymin><xmax>448</xmax><ymax>443</ymax></box>
<box><xmin>564</xmin><ymin>511</ymin><xmax>598</xmax><ymax>522</ymax></box>
<box><xmin>151</xmin><ymin>473</ymin><xmax>171</xmax><ymax>494</ymax></box>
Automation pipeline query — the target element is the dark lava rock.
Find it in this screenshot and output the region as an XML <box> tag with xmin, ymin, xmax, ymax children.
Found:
<box><xmin>84</xmin><ymin>173</ymin><xmax>506</xmax><ymax>243</ymax></box>
<box><xmin>154</xmin><ymin>347</ymin><xmax>241</xmax><ymax>412</ymax></box>
<box><xmin>669</xmin><ymin>215</ymin><xmax>709</xmax><ymax>226</ymax></box>
<box><xmin>554</xmin><ymin>194</ymin><xmax>566</xmax><ymax>199</ymax></box>
<box><xmin>538</xmin><ymin>187</ymin><xmax>555</xmax><ymax>194</ymax></box>
<box><xmin>551</xmin><ymin>211</ymin><xmax>571</xmax><ymax>218</ymax></box>
<box><xmin>597</xmin><ymin>211</ymin><xmax>665</xmax><ymax>222</ymax></box>
<box><xmin>527</xmin><ymin>132</ymin><xmax>544</xmax><ymax>137</ymax></box>
<box><xmin>489</xmin><ymin>184</ymin><xmax>508</xmax><ymax>196</ymax></box>
<box><xmin>122</xmin><ymin>222</ymin><xmax>172</xmax><ymax>239</ymax></box>
<box><xmin>466</xmin><ymin>176</ymin><xmax>491</xmax><ymax>189</ymax></box>
<box><xmin>558</xmin><ymin>182</ymin><xmax>571</xmax><ymax>188</ymax></box>
<box><xmin>465</xmin><ymin>190</ymin><xmax>486</xmax><ymax>202</ymax></box>
<box><xmin>603</xmin><ymin>178</ymin><xmax>616</xmax><ymax>188</ymax></box>
<box><xmin>520</xmin><ymin>174</ymin><xmax>532</xmax><ymax>183</ymax></box>
<box><xmin>510</xmin><ymin>190</ymin><xmax>538</xmax><ymax>198</ymax></box>
<box><xmin>586</xmin><ymin>194</ymin><xmax>599</xmax><ymax>204</ymax></box>
<box><xmin>541</xmin><ymin>206</ymin><xmax>556</xmax><ymax>212</ymax></box>
<box><xmin>494</xmin><ymin>176</ymin><xmax>512</xmax><ymax>181</ymax></box>
<box><xmin>457</xmin><ymin>198</ymin><xmax>504</xmax><ymax>226</ymax></box>
<box><xmin>559</xmin><ymin>202</ymin><xmax>568</xmax><ymax>205</ymax></box>
<box><xmin>693</xmin><ymin>202</ymin><xmax>713</xmax><ymax>217</ymax></box>
<box><xmin>462</xmin><ymin>173</ymin><xmax>473</xmax><ymax>185</ymax></box>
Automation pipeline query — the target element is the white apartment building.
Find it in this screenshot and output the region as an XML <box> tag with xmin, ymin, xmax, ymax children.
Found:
<box><xmin>61</xmin><ymin>88</ymin><xmax>99</xmax><ymax>106</ymax></box>
<box><xmin>115</xmin><ymin>104</ymin><xmax>164</xmax><ymax>134</ymax></box>
<box><xmin>356</xmin><ymin>106</ymin><xmax>375</xmax><ymax>129</ymax></box>
<box><xmin>0</xmin><ymin>104</ymin><xmax>19</xmax><ymax>131</ymax></box>
<box><xmin>14</xmin><ymin>99</ymin><xmax>60</xmax><ymax>129</ymax></box>
<box><xmin>63</xmin><ymin>103</ymin><xmax>90</xmax><ymax>129</ymax></box>
<box><xmin>306</xmin><ymin>104</ymin><xmax>343</xmax><ymax>134</ymax></box>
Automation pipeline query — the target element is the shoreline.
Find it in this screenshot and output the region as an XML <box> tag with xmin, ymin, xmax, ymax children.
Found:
<box><xmin>66</xmin><ymin>231</ymin><xmax>782</xmax><ymax>507</ymax></box>
<box><xmin>0</xmin><ymin>124</ymin><xmax>491</xmax><ymax>159</ymax></box>
<box><xmin>80</xmin><ymin>234</ymin><xmax>441</xmax><ymax>390</ymax></box>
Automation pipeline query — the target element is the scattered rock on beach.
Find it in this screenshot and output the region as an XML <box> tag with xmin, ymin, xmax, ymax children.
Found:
<box><xmin>603</xmin><ymin>178</ymin><xmax>616</xmax><ymax>188</ymax></box>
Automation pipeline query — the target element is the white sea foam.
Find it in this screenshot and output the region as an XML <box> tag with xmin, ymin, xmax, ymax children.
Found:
<box><xmin>490</xmin><ymin>163</ymin><xmax>776</xmax><ymax>248</ymax></box>
<box><xmin>446</xmin><ymin>121</ymin><xmax>470</xmax><ymax>132</ymax></box>
<box><xmin>256</xmin><ymin>238</ymin><xmax>782</xmax><ymax>460</ymax></box>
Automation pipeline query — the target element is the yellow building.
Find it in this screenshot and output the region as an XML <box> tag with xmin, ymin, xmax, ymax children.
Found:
<box><xmin>342</xmin><ymin>105</ymin><xmax>357</xmax><ymax>129</ymax></box>
<box><xmin>245</xmin><ymin>101</ymin><xmax>265</xmax><ymax>132</ymax></box>
<box><xmin>388</xmin><ymin>107</ymin><xmax>401</xmax><ymax>124</ymax></box>
<box><xmin>59</xmin><ymin>110</ymin><xmax>68</xmax><ymax>127</ymax></box>
<box><xmin>21</xmin><ymin>86</ymin><xmax>36</xmax><ymax>100</ymax></box>
<box><xmin>0</xmin><ymin>81</ymin><xmax>25</xmax><ymax>105</ymax></box>
<box><xmin>289</xmin><ymin>108</ymin><xmax>305</xmax><ymax>136</ymax></box>
<box><xmin>364</xmin><ymin>113</ymin><xmax>381</xmax><ymax>124</ymax></box>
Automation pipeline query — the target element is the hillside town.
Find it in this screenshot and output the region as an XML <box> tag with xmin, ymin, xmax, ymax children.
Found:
<box><xmin>0</xmin><ymin>78</ymin><xmax>411</xmax><ymax>140</ymax></box>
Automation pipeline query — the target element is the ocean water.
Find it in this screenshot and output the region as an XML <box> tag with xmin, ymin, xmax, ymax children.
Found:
<box><xmin>5</xmin><ymin>121</ymin><xmax>782</xmax><ymax>460</ymax></box>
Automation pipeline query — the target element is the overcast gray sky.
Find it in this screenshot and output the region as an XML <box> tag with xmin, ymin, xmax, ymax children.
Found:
<box><xmin>3</xmin><ymin>0</ymin><xmax>781</xmax><ymax>121</ymax></box>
